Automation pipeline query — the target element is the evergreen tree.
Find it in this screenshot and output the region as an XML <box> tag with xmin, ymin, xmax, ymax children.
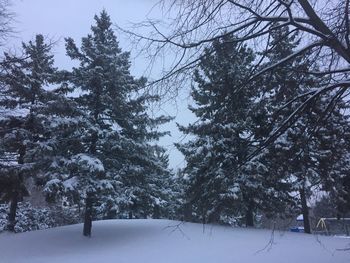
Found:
<box><xmin>118</xmin><ymin>144</ymin><xmax>174</xmax><ymax>219</ymax></box>
<box><xmin>177</xmin><ymin>34</ymin><xmax>291</xmax><ymax>226</ymax></box>
<box><xmin>261</xmin><ymin>26</ymin><xmax>350</xmax><ymax>233</ymax></box>
<box><xmin>63</xmin><ymin>10</ymin><xmax>172</xmax><ymax>235</ymax></box>
<box><xmin>0</xmin><ymin>34</ymin><xmax>58</xmax><ymax>231</ymax></box>
<box><xmin>313</xmin><ymin>98</ymin><xmax>350</xmax><ymax>219</ymax></box>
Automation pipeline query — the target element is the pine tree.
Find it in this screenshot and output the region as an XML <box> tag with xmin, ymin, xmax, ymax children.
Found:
<box><xmin>313</xmin><ymin>98</ymin><xmax>350</xmax><ymax>219</ymax></box>
<box><xmin>177</xmin><ymin>34</ymin><xmax>291</xmax><ymax>226</ymax></box>
<box><xmin>115</xmin><ymin>91</ymin><xmax>173</xmax><ymax>219</ymax></box>
<box><xmin>261</xmin><ymin>25</ymin><xmax>350</xmax><ymax>233</ymax></box>
<box><xmin>64</xmin><ymin>10</ymin><xmax>172</xmax><ymax>235</ymax></box>
<box><xmin>0</xmin><ymin>34</ymin><xmax>58</xmax><ymax>231</ymax></box>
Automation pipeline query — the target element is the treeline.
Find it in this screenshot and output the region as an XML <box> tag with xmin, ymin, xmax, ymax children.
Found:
<box><xmin>176</xmin><ymin>27</ymin><xmax>350</xmax><ymax>233</ymax></box>
<box><xmin>0</xmin><ymin>10</ymin><xmax>349</xmax><ymax>236</ymax></box>
<box><xmin>0</xmin><ymin>11</ymin><xmax>177</xmax><ymax>236</ymax></box>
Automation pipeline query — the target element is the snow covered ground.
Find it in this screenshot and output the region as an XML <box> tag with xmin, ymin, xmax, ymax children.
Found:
<box><xmin>0</xmin><ymin>219</ymin><xmax>349</xmax><ymax>263</ymax></box>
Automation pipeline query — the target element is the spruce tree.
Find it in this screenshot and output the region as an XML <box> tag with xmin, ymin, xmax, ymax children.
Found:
<box><xmin>0</xmin><ymin>34</ymin><xmax>58</xmax><ymax>231</ymax></box>
<box><xmin>261</xmin><ymin>26</ymin><xmax>350</xmax><ymax>233</ymax></box>
<box><xmin>64</xmin><ymin>10</ymin><xmax>172</xmax><ymax>235</ymax></box>
<box><xmin>177</xmin><ymin>34</ymin><xmax>291</xmax><ymax>226</ymax></box>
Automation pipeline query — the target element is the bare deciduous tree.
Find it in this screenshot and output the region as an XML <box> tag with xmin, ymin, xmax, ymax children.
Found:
<box><xmin>0</xmin><ymin>0</ymin><xmax>13</xmax><ymax>45</ymax></box>
<box><xmin>121</xmin><ymin>0</ymin><xmax>350</xmax><ymax>149</ymax></box>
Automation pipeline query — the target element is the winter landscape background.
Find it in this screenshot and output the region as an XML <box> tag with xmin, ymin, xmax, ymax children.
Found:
<box><xmin>0</xmin><ymin>0</ymin><xmax>350</xmax><ymax>262</ymax></box>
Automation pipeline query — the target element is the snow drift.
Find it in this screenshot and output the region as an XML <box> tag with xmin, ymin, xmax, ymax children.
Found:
<box><xmin>0</xmin><ymin>219</ymin><xmax>348</xmax><ymax>263</ymax></box>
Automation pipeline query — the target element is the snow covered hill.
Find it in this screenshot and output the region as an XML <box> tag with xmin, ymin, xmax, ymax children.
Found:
<box><xmin>0</xmin><ymin>219</ymin><xmax>348</xmax><ymax>263</ymax></box>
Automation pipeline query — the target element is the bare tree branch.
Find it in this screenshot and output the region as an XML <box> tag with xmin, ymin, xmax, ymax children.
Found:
<box><xmin>121</xmin><ymin>0</ymin><xmax>350</xmax><ymax>156</ymax></box>
<box><xmin>249</xmin><ymin>40</ymin><xmax>325</xmax><ymax>81</ymax></box>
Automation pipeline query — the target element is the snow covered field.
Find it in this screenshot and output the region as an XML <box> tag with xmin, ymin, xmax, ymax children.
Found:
<box><xmin>0</xmin><ymin>219</ymin><xmax>348</xmax><ymax>263</ymax></box>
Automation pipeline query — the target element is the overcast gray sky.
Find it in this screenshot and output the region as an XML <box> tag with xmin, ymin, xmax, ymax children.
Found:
<box><xmin>8</xmin><ymin>0</ymin><xmax>195</xmax><ymax>170</ymax></box>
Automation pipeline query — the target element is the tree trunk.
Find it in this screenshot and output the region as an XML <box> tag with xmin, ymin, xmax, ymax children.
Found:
<box><xmin>83</xmin><ymin>193</ymin><xmax>93</xmax><ymax>237</ymax></box>
<box><xmin>245</xmin><ymin>202</ymin><xmax>254</xmax><ymax>227</ymax></box>
<box><xmin>298</xmin><ymin>0</ymin><xmax>350</xmax><ymax>63</ymax></box>
<box><xmin>8</xmin><ymin>145</ymin><xmax>26</xmax><ymax>232</ymax></box>
<box><xmin>183</xmin><ymin>202</ymin><xmax>192</xmax><ymax>222</ymax></box>
<box><xmin>300</xmin><ymin>187</ymin><xmax>311</xmax><ymax>234</ymax></box>
<box><xmin>128</xmin><ymin>211</ymin><xmax>133</xmax><ymax>219</ymax></box>
<box><xmin>153</xmin><ymin>206</ymin><xmax>160</xmax><ymax>219</ymax></box>
<box><xmin>7</xmin><ymin>189</ymin><xmax>19</xmax><ymax>232</ymax></box>
<box><xmin>208</xmin><ymin>208</ymin><xmax>221</xmax><ymax>224</ymax></box>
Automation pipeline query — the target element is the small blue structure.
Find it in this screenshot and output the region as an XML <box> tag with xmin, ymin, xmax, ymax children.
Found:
<box><xmin>290</xmin><ymin>215</ymin><xmax>305</xmax><ymax>233</ymax></box>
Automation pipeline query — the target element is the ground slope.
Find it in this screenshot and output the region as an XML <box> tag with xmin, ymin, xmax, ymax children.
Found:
<box><xmin>0</xmin><ymin>219</ymin><xmax>348</xmax><ymax>263</ymax></box>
